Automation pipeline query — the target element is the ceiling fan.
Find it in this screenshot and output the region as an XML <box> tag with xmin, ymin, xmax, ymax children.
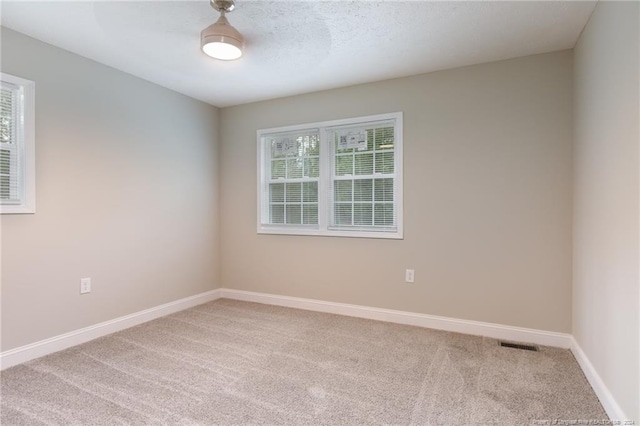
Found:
<box><xmin>201</xmin><ymin>0</ymin><xmax>244</xmax><ymax>61</ymax></box>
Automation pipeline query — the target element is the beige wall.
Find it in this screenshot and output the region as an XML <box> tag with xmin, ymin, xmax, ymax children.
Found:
<box><xmin>573</xmin><ymin>1</ymin><xmax>640</xmax><ymax>421</ymax></box>
<box><xmin>0</xmin><ymin>28</ymin><xmax>220</xmax><ymax>351</ymax></box>
<box><xmin>220</xmin><ymin>51</ymin><xmax>574</xmax><ymax>333</ymax></box>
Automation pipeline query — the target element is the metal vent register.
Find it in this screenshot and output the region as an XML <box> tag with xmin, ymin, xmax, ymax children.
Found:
<box><xmin>499</xmin><ymin>341</ymin><xmax>539</xmax><ymax>351</ymax></box>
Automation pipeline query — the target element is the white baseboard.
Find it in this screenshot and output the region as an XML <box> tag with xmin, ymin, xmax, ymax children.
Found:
<box><xmin>570</xmin><ymin>337</ymin><xmax>629</xmax><ymax>421</ymax></box>
<box><xmin>0</xmin><ymin>289</ymin><xmax>222</xmax><ymax>370</ymax></box>
<box><xmin>3</xmin><ymin>287</ymin><xmax>627</xmax><ymax>421</ymax></box>
<box><xmin>218</xmin><ymin>288</ymin><xmax>572</xmax><ymax>349</ymax></box>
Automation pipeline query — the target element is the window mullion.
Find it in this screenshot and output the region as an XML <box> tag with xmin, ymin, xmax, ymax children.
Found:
<box><xmin>263</xmin><ymin>142</ymin><xmax>270</xmax><ymax>224</ymax></box>
<box><xmin>318</xmin><ymin>128</ymin><xmax>330</xmax><ymax>231</ymax></box>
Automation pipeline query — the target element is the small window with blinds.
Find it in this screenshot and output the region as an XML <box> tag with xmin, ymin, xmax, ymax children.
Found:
<box><xmin>0</xmin><ymin>73</ymin><xmax>35</xmax><ymax>214</ymax></box>
<box><xmin>257</xmin><ymin>112</ymin><xmax>402</xmax><ymax>239</ymax></box>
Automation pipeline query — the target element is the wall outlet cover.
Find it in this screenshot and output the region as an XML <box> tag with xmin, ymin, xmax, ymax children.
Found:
<box><xmin>80</xmin><ymin>277</ymin><xmax>91</xmax><ymax>294</ymax></box>
<box><xmin>405</xmin><ymin>269</ymin><xmax>415</xmax><ymax>283</ymax></box>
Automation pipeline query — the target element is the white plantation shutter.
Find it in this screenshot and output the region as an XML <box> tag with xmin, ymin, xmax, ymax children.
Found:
<box><xmin>257</xmin><ymin>112</ymin><xmax>402</xmax><ymax>238</ymax></box>
<box><xmin>0</xmin><ymin>73</ymin><xmax>35</xmax><ymax>214</ymax></box>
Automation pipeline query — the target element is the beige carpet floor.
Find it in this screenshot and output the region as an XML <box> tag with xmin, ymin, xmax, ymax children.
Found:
<box><xmin>1</xmin><ymin>299</ymin><xmax>606</xmax><ymax>425</ymax></box>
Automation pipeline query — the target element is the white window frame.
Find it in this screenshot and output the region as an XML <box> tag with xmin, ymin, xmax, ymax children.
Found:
<box><xmin>257</xmin><ymin>112</ymin><xmax>403</xmax><ymax>239</ymax></box>
<box><xmin>0</xmin><ymin>73</ymin><xmax>35</xmax><ymax>214</ymax></box>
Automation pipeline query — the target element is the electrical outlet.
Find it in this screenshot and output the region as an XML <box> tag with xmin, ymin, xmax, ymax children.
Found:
<box><xmin>405</xmin><ymin>269</ymin><xmax>415</xmax><ymax>283</ymax></box>
<box><xmin>80</xmin><ymin>277</ymin><xmax>91</xmax><ymax>294</ymax></box>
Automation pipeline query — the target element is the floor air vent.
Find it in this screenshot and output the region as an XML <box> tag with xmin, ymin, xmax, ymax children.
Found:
<box><xmin>499</xmin><ymin>341</ymin><xmax>539</xmax><ymax>351</ymax></box>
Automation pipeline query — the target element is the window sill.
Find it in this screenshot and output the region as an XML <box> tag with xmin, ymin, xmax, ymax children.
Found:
<box><xmin>257</xmin><ymin>225</ymin><xmax>403</xmax><ymax>240</ymax></box>
<box><xmin>1</xmin><ymin>204</ymin><xmax>35</xmax><ymax>214</ymax></box>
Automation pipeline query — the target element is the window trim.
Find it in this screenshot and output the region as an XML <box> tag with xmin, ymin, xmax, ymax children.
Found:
<box><xmin>257</xmin><ymin>112</ymin><xmax>403</xmax><ymax>239</ymax></box>
<box><xmin>0</xmin><ymin>72</ymin><xmax>35</xmax><ymax>214</ymax></box>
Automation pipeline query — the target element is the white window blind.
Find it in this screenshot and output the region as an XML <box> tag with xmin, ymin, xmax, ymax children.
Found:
<box><xmin>0</xmin><ymin>85</ymin><xmax>19</xmax><ymax>202</ymax></box>
<box><xmin>264</xmin><ymin>130</ymin><xmax>320</xmax><ymax>226</ymax></box>
<box><xmin>258</xmin><ymin>112</ymin><xmax>402</xmax><ymax>239</ymax></box>
<box><xmin>329</xmin><ymin>122</ymin><xmax>397</xmax><ymax>232</ymax></box>
<box><xmin>0</xmin><ymin>73</ymin><xmax>35</xmax><ymax>214</ymax></box>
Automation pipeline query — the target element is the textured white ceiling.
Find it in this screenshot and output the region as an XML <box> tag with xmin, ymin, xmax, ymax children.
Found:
<box><xmin>0</xmin><ymin>1</ymin><xmax>596</xmax><ymax>107</ymax></box>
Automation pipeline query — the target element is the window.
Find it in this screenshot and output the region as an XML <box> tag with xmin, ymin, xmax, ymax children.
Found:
<box><xmin>258</xmin><ymin>112</ymin><xmax>403</xmax><ymax>239</ymax></box>
<box><xmin>0</xmin><ymin>73</ymin><xmax>35</xmax><ymax>214</ymax></box>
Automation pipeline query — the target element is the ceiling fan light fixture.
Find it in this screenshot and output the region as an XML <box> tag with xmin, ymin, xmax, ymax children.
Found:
<box><xmin>201</xmin><ymin>1</ymin><xmax>244</xmax><ymax>61</ymax></box>
<box><xmin>202</xmin><ymin>40</ymin><xmax>242</xmax><ymax>61</ymax></box>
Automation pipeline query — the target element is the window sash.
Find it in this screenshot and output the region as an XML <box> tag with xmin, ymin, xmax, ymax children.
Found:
<box><xmin>328</xmin><ymin>124</ymin><xmax>398</xmax><ymax>232</ymax></box>
<box><xmin>262</xmin><ymin>131</ymin><xmax>321</xmax><ymax>227</ymax></box>
<box><xmin>0</xmin><ymin>81</ymin><xmax>24</xmax><ymax>205</ymax></box>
